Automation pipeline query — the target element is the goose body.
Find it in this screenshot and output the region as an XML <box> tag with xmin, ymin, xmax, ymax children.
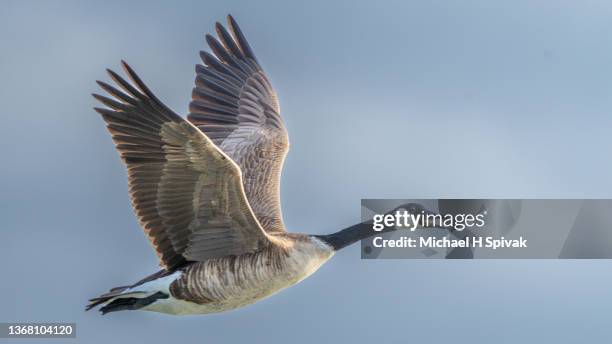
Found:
<box><xmin>137</xmin><ymin>236</ymin><xmax>333</xmax><ymax>315</ymax></box>
<box><xmin>87</xmin><ymin>15</ymin><xmax>432</xmax><ymax>315</ymax></box>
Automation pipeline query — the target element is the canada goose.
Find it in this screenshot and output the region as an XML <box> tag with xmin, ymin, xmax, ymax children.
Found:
<box><xmin>86</xmin><ymin>15</ymin><xmax>435</xmax><ymax>315</ymax></box>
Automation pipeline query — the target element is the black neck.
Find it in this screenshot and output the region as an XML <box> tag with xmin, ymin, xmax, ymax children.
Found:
<box><xmin>315</xmin><ymin>221</ymin><xmax>397</xmax><ymax>251</ymax></box>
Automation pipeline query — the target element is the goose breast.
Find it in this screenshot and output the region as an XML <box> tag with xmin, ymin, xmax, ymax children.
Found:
<box><xmin>143</xmin><ymin>236</ymin><xmax>334</xmax><ymax>315</ymax></box>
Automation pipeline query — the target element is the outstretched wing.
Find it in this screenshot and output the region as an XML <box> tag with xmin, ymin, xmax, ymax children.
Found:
<box><xmin>188</xmin><ymin>15</ymin><xmax>289</xmax><ymax>234</ymax></box>
<box><xmin>94</xmin><ymin>61</ymin><xmax>271</xmax><ymax>271</ymax></box>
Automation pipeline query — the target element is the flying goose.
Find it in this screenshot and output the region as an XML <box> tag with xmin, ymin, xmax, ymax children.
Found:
<box><xmin>87</xmin><ymin>15</ymin><xmax>433</xmax><ymax>315</ymax></box>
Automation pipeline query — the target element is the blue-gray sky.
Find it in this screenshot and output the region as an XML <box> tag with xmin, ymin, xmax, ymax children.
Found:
<box><xmin>2</xmin><ymin>0</ymin><xmax>612</xmax><ymax>343</ymax></box>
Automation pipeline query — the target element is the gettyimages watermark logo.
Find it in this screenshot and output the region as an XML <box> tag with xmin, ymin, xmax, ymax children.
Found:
<box><xmin>372</xmin><ymin>208</ymin><xmax>486</xmax><ymax>232</ymax></box>
<box><xmin>361</xmin><ymin>199</ymin><xmax>612</xmax><ymax>259</ymax></box>
<box><xmin>367</xmin><ymin>204</ymin><xmax>526</xmax><ymax>252</ymax></box>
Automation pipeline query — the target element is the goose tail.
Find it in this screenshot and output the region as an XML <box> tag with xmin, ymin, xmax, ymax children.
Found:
<box><xmin>86</xmin><ymin>290</ymin><xmax>169</xmax><ymax>314</ymax></box>
<box><xmin>86</xmin><ymin>269</ymin><xmax>175</xmax><ymax>314</ymax></box>
<box><xmin>85</xmin><ymin>286</ymin><xmax>129</xmax><ymax>312</ymax></box>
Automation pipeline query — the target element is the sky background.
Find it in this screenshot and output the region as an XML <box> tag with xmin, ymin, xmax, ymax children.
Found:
<box><xmin>2</xmin><ymin>0</ymin><xmax>612</xmax><ymax>343</ymax></box>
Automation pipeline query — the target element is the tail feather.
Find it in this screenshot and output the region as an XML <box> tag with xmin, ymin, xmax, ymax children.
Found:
<box><xmin>98</xmin><ymin>292</ymin><xmax>169</xmax><ymax>314</ymax></box>
<box><xmin>86</xmin><ymin>269</ymin><xmax>175</xmax><ymax>313</ymax></box>
<box><xmin>85</xmin><ymin>291</ymin><xmax>125</xmax><ymax>311</ymax></box>
<box><xmin>109</xmin><ymin>285</ymin><xmax>131</xmax><ymax>293</ymax></box>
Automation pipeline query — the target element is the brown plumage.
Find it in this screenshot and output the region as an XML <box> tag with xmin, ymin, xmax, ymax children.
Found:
<box><xmin>87</xmin><ymin>15</ymin><xmax>427</xmax><ymax>315</ymax></box>
<box><xmin>94</xmin><ymin>68</ymin><xmax>271</xmax><ymax>268</ymax></box>
<box><xmin>189</xmin><ymin>17</ymin><xmax>288</xmax><ymax>234</ymax></box>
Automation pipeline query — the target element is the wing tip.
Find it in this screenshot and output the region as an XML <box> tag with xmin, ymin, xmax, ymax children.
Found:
<box><xmin>120</xmin><ymin>60</ymin><xmax>139</xmax><ymax>84</ymax></box>
<box><xmin>227</xmin><ymin>14</ymin><xmax>237</xmax><ymax>27</ymax></box>
<box><xmin>215</xmin><ymin>21</ymin><xmax>224</xmax><ymax>33</ymax></box>
<box><xmin>105</xmin><ymin>67</ymin><xmax>122</xmax><ymax>82</ymax></box>
<box><xmin>225</xmin><ymin>14</ymin><xmax>256</xmax><ymax>62</ymax></box>
<box><xmin>199</xmin><ymin>50</ymin><xmax>215</xmax><ymax>65</ymax></box>
<box><xmin>93</xmin><ymin>106</ymin><xmax>110</xmax><ymax>116</ymax></box>
<box><xmin>205</xmin><ymin>33</ymin><xmax>217</xmax><ymax>47</ymax></box>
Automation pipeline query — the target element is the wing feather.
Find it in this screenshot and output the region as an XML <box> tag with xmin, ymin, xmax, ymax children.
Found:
<box><xmin>188</xmin><ymin>15</ymin><xmax>289</xmax><ymax>233</ymax></box>
<box><xmin>94</xmin><ymin>61</ymin><xmax>271</xmax><ymax>271</ymax></box>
